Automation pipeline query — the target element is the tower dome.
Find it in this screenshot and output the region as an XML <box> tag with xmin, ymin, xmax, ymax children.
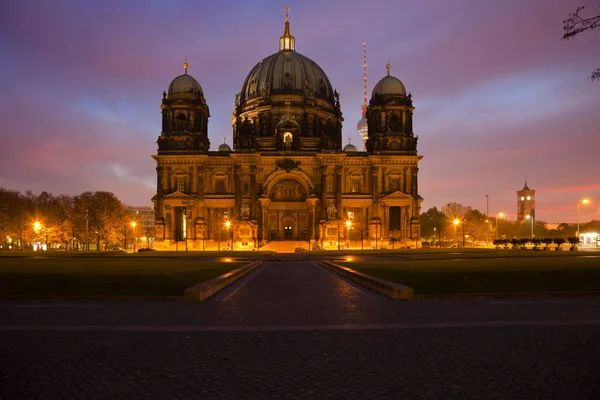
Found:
<box><xmin>168</xmin><ymin>62</ymin><xmax>204</xmax><ymax>100</ymax></box>
<box><xmin>343</xmin><ymin>139</ymin><xmax>358</xmax><ymax>152</ymax></box>
<box><xmin>218</xmin><ymin>138</ymin><xmax>231</xmax><ymax>152</ymax></box>
<box><xmin>157</xmin><ymin>61</ymin><xmax>210</xmax><ymax>154</ymax></box>
<box><xmin>372</xmin><ymin>66</ymin><xmax>407</xmax><ymax>97</ymax></box>
<box><xmin>232</xmin><ymin>8</ymin><xmax>343</xmax><ymax>153</ymax></box>
<box><xmin>365</xmin><ymin>64</ymin><xmax>416</xmax><ymax>154</ymax></box>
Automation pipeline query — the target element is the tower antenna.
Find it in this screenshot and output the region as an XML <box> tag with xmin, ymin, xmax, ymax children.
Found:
<box><xmin>357</xmin><ymin>42</ymin><xmax>369</xmax><ymax>149</ymax></box>
<box><xmin>362</xmin><ymin>42</ymin><xmax>368</xmax><ymax>117</ymax></box>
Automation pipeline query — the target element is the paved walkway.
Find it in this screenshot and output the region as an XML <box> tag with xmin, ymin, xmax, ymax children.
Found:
<box><xmin>2</xmin><ymin>261</ymin><xmax>600</xmax><ymax>399</ymax></box>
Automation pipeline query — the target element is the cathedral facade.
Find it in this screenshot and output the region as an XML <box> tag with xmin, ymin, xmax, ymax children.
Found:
<box><xmin>151</xmin><ymin>13</ymin><xmax>423</xmax><ymax>250</ymax></box>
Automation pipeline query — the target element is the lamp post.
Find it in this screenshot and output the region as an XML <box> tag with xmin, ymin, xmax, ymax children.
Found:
<box><xmin>131</xmin><ymin>222</ymin><xmax>137</xmax><ymax>252</ymax></box>
<box><xmin>85</xmin><ymin>209</ymin><xmax>89</xmax><ymax>251</ymax></box>
<box><xmin>495</xmin><ymin>212</ymin><xmax>504</xmax><ymax>240</ymax></box>
<box><xmin>526</xmin><ymin>215</ymin><xmax>533</xmax><ymax>239</ymax></box>
<box><xmin>225</xmin><ymin>220</ymin><xmax>231</xmax><ymax>250</ymax></box>
<box><xmin>453</xmin><ymin>219</ymin><xmax>459</xmax><ymax>245</ymax></box>
<box><xmin>577</xmin><ymin>199</ymin><xmax>590</xmax><ymax>239</ymax></box>
<box><xmin>453</xmin><ymin>219</ymin><xmax>465</xmax><ymax>247</ymax></box>
<box><xmin>346</xmin><ymin>220</ymin><xmax>352</xmax><ymax>250</ymax></box>
<box><xmin>33</xmin><ymin>221</ymin><xmax>41</xmax><ymax>251</ymax></box>
<box><xmin>217</xmin><ymin>211</ymin><xmax>221</xmax><ymax>251</ymax></box>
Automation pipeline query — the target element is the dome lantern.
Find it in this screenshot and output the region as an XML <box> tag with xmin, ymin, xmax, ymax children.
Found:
<box><xmin>279</xmin><ymin>6</ymin><xmax>295</xmax><ymax>51</ymax></box>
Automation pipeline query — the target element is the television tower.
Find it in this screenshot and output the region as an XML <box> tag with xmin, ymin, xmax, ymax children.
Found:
<box><xmin>356</xmin><ymin>42</ymin><xmax>368</xmax><ymax>149</ymax></box>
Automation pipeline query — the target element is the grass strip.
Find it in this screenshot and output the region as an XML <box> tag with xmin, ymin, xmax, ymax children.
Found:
<box><xmin>339</xmin><ymin>257</ymin><xmax>600</xmax><ymax>295</ymax></box>
<box><xmin>0</xmin><ymin>258</ymin><xmax>244</xmax><ymax>296</ymax></box>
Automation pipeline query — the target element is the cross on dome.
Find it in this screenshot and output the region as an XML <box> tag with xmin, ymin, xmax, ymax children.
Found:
<box><xmin>280</xmin><ymin>6</ymin><xmax>295</xmax><ymax>51</ymax></box>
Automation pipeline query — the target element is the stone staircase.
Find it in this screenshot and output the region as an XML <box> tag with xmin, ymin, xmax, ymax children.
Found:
<box><xmin>260</xmin><ymin>241</ymin><xmax>310</xmax><ymax>253</ymax></box>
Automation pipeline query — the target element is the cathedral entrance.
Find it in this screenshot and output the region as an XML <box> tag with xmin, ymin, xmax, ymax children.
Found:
<box><xmin>284</xmin><ymin>225</ymin><xmax>293</xmax><ymax>240</ymax></box>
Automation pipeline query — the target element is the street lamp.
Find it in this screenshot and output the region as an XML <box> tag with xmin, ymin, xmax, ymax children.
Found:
<box><xmin>495</xmin><ymin>212</ymin><xmax>505</xmax><ymax>240</ymax></box>
<box><xmin>33</xmin><ymin>221</ymin><xmax>42</xmax><ymax>251</ymax></box>
<box><xmin>525</xmin><ymin>215</ymin><xmax>533</xmax><ymax>239</ymax></box>
<box><xmin>346</xmin><ymin>220</ymin><xmax>352</xmax><ymax>250</ymax></box>
<box><xmin>131</xmin><ymin>222</ymin><xmax>137</xmax><ymax>252</ymax></box>
<box><xmin>453</xmin><ymin>219</ymin><xmax>465</xmax><ymax>247</ymax></box>
<box><xmin>225</xmin><ymin>220</ymin><xmax>231</xmax><ymax>250</ymax></box>
<box><xmin>577</xmin><ymin>199</ymin><xmax>590</xmax><ymax>239</ymax></box>
<box><xmin>453</xmin><ymin>219</ymin><xmax>459</xmax><ymax>245</ymax></box>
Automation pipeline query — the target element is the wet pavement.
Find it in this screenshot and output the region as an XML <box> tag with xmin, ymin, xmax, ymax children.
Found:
<box><xmin>2</xmin><ymin>261</ymin><xmax>600</xmax><ymax>399</ymax></box>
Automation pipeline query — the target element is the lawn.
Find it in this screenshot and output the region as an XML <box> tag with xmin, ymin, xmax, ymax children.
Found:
<box><xmin>0</xmin><ymin>255</ymin><xmax>245</xmax><ymax>297</ymax></box>
<box><xmin>339</xmin><ymin>253</ymin><xmax>600</xmax><ymax>295</ymax></box>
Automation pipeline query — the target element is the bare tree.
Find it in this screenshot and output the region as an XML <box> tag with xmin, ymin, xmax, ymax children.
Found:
<box><xmin>563</xmin><ymin>4</ymin><xmax>600</xmax><ymax>81</ymax></box>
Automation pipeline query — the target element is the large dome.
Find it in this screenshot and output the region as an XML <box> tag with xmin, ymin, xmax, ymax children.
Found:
<box><xmin>168</xmin><ymin>66</ymin><xmax>204</xmax><ymax>100</ymax></box>
<box><xmin>232</xmin><ymin>10</ymin><xmax>343</xmax><ymax>153</ymax></box>
<box><xmin>239</xmin><ymin>50</ymin><xmax>334</xmax><ymax>103</ymax></box>
<box><xmin>372</xmin><ymin>66</ymin><xmax>406</xmax><ymax>97</ymax></box>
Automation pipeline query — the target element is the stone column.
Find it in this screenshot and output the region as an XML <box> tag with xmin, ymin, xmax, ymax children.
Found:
<box><xmin>320</xmin><ymin>165</ymin><xmax>327</xmax><ymax>219</ymax></box>
<box><xmin>371</xmin><ymin>166</ymin><xmax>379</xmax><ymax>219</ymax></box>
<box><xmin>262</xmin><ymin>208</ymin><xmax>269</xmax><ymax>240</ymax></box>
<box><xmin>382</xmin><ymin>204</ymin><xmax>389</xmax><ymax>238</ymax></box>
<box><xmin>308</xmin><ymin>207</ymin><xmax>314</xmax><ymax>240</ymax></box>
<box><xmin>197</xmin><ymin>166</ymin><xmax>204</xmax><ymax>199</ymax></box>
<box><xmin>412</xmin><ymin>167</ymin><xmax>419</xmax><ymax>218</ymax></box>
<box><xmin>277</xmin><ymin>210</ymin><xmax>281</xmax><ymax>240</ymax></box>
<box><xmin>234</xmin><ymin>165</ymin><xmax>241</xmax><ymax>219</ymax></box>
<box><xmin>156</xmin><ymin>167</ymin><xmax>163</xmax><ymax>220</ymax></box>
<box><xmin>407</xmin><ymin>168</ymin><xmax>413</xmax><ymax>196</ymax></box>
<box><xmin>250</xmin><ymin>165</ymin><xmax>257</xmax><ymax>219</ymax></box>
<box><xmin>335</xmin><ymin>165</ymin><xmax>342</xmax><ymax>219</ymax></box>
<box><xmin>166</xmin><ymin>167</ymin><xmax>172</xmax><ymax>193</ymax></box>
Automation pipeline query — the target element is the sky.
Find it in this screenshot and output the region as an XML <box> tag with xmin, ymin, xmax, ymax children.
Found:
<box><xmin>0</xmin><ymin>0</ymin><xmax>599</xmax><ymax>223</ymax></box>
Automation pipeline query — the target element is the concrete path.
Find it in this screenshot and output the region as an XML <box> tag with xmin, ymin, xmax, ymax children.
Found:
<box><xmin>2</xmin><ymin>261</ymin><xmax>600</xmax><ymax>399</ymax></box>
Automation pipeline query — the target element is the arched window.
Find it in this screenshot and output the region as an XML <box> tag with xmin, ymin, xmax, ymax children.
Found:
<box><xmin>388</xmin><ymin>170</ymin><xmax>402</xmax><ymax>192</ymax></box>
<box><xmin>173</xmin><ymin>170</ymin><xmax>188</xmax><ymax>192</ymax></box>
<box><xmin>175</xmin><ymin>112</ymin><xmax>188</xmax><ymax>131</ymax></box>
<box><xmin>213</xmin><ymin>171</ymin><xmax>228</xmax><ymax>193</ymax></box>
<box><xmin>326</xmin><ymin>176</ymin><xmax>334</xmax><ymax>194</ymax></box>
<box><xmin>349</xmin><ymin>172</ymin><xmax>362</xmax><ymax>193</ymax></box>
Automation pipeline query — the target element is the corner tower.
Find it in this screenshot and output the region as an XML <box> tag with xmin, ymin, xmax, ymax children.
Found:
<box><xmin>366</xmin><ymin>64</ymin><xmax>417</xmax><ymax>154</ymax></box>
<box><xmin>157</xmin><ymin>62</ymin><xmax>210</xmax><ymax>154</ymax></box>
<box><xmin>152</xmin><ymin>61</ymin><xmax>210</xmax><ymax>243</ymax></box>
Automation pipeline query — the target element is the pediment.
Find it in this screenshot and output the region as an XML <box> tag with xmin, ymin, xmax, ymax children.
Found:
<box><xmin>165</xmin><ymin>191</ymin><xmax>193</xmax><ymax>199</ymax></box>
<box><xmin>379</xmin><ymin>191</ymin><xmax>413</xmax><ymax>202</ymax></box>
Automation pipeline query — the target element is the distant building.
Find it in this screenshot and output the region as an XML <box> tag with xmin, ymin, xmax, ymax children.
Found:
<box><xmin>130</xmin><ymin>206</ymin><xmax>154</xmax><ymax>244</ymax></box>
<box><xmin>516</xmin><ymin>180</ymin><xmax>535</xmax><ymax>223</ymax></box>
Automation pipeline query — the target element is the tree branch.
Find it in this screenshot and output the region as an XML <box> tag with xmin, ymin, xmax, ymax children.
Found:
<box><xmin>563</xmin><ymin>5</ymin><xmax>600</xmax><ymax>40</ymax></box>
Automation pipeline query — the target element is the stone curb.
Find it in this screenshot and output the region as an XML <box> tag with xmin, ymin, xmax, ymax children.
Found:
<box><xmin>319</xmin><ymin>260</ymin><xmax>413</xmax><ymax>300</ymax></box>
<box><xmin>183</xmin><ymin>260</ymin><xmax>262</xmax><ymax>302</ymax></box>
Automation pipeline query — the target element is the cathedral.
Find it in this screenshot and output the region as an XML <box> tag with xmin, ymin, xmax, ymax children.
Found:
<box><xmin>151</xmin><ymin>11</ymin><xmax>423</xmax><ymax>250</ymax></box>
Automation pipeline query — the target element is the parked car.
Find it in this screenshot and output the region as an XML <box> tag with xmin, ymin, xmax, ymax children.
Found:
<box><xmin>294</xmin><ymin>247</ymin><xmax>305</xmax><ymax>253</ymax></box>
<box><xmin>137</xmin><ymin>248</ymin><xmax>157</xmax><ymax>252</ymax></box>
<box><xmin>111</xmin><ymin>247</ymin><xmax>127</xmax><ymax>253</ymax></box>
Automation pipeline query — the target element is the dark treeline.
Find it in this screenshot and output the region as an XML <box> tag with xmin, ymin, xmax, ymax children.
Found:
<box><xmin>0</xmin><ymin>187</ymin><xmax>132</xmax><ymax>250</ymax></box>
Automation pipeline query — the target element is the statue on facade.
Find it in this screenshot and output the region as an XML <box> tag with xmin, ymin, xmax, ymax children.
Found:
<box><xmin>327</xmin><ymin>204</ymin><xmax>337</xmax><ymax>220</ymax></box>
<box><xmin>283</xmin><ymin>132</ymin><xmax>293</xmax><ymax>150</ymax></box>
<box><xmin>240</xmin><ymin>204</ymin><xmax>250</xmax><ymax>219</ymax></box>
